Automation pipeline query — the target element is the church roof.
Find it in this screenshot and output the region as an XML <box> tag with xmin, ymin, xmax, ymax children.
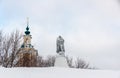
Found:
<box><xmin>25</xmin><ymin>26</ymin><xmax>30</xmax><ymax>35</ymax></box>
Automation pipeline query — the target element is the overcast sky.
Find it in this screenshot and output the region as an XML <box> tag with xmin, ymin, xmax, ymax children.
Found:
<box><xmin>0</xmin><ymin>0</ymin><xmax>120</xmax><ymax>70</ymax></box>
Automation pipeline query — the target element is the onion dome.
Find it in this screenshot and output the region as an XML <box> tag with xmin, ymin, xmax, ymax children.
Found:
<box><xmin>25</xmin><ymin>26</ymin><xmax>30</xmax><ymax>35</ymax></box>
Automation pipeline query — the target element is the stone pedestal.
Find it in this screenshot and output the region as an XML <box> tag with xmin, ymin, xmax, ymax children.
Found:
<box><xmin>54</xmin><ymin>54</ymin><xmax>68</xmax><ymax>67</ymax></box>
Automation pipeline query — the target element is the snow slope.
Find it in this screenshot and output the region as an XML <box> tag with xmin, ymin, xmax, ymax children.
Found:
<box><xmin>0</xmin><ymin>67</ymin><xmax>119</xmax><ymax>78</ymax></box>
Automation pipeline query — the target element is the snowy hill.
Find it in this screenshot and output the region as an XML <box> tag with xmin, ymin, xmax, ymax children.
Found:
<box><xmin>0</xmin><ymin>67</ymin><xmax>119</xmax><ymax>78</ymax></box>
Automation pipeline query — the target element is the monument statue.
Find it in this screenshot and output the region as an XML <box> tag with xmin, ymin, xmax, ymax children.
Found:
<box><xmin>55</xmin><ymin>36</ymin><xmax>68</xmax><ymax>67</ymax></box>
<box><xmin>56</xmin><ymin>36</ymin><xmax>65</xmax><ymax>55</ymax></box>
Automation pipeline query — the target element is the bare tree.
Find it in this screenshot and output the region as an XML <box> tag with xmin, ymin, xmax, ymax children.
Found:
<box><xmin>2</xmin><ymin>34</ymin><xmax>12</xmax><ymax>67</ymax></box>
<box><xmin>37</xmin><ymin>55</ymin><xmax>55</xmax><ymax>67</ymax></box>
<box><xmin>2</xmin><ymin>30</ymin><xmax>22</xmax><ymax>67</ymax></box>
<box><xmin>0</xmin><ymin>30</ymin><xmax>3</xmax><ymax>65</ymax></box>
<box><xmin>46</xmin><ymin>55</ymin><xmax>55</xmax><ymax>67</ymax></box>
<box><xmin>75</xmin><ymin>57</ymin><xmax>89</xmax><ymax>69</ymax></box>
<box><xmin>37</xmin><ymin>55</ymin><xmax>44</xmax><ymax>67</ymax></box>
<box><xmin>66</xmin><ymin>56</ymin><xmax>73</xmax><ymax>68</ymax></box>
<box><xmin>10</xmin><ymin>31</ymin><xmax>22</xmax><ymax>67</ymax></box>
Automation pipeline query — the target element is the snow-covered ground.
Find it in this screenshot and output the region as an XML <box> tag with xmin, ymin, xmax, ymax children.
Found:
<box><xmin>0</xmin><ymin>67</ymin><xmax>119</xmax><ymax>78</ymax></box>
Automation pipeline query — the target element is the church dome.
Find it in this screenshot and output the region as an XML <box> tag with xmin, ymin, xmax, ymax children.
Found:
<box><xmin>25</xmin><ymin>26</ymin><xmax>30</xmax><ymax>35</ymax></box>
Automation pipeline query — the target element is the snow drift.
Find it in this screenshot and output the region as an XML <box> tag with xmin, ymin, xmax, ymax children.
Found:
<box><xmin>0</xmin><ymin>67</ymin><xmax>119</xmax><ymax>78</ymax></box>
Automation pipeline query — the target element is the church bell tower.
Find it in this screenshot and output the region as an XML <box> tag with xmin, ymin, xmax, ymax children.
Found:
<box><xmin>21</xmin><ymin>18</ymin><xmax>33</xmax><ymax>49</ymax></box>
<box><xmin>15</xmin><ymin>18</ymin><xmax>38</xmax><ymax>67</ymax></box>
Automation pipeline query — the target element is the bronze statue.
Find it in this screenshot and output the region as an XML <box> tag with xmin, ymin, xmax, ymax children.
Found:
<box><xmin>56</xmin><ymin>36</ymin><xmax>65</xmax><ymax>55</ymax></box>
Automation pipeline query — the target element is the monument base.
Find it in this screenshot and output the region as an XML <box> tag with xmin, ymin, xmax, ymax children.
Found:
<box><xmin>54</xmin><ymin>54</ymin><xmax>69</xmax><ymax>67</ymax></box>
